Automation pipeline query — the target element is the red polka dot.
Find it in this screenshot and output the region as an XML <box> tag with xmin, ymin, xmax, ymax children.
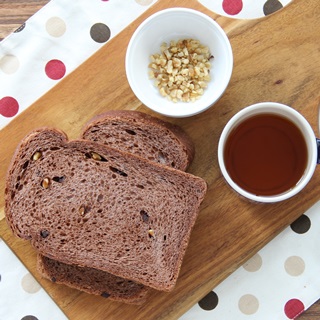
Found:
<box><xmin>0</xmin><ymin>96</ymin><xmax>19</xmax><ymax>117</ymax></box>
<box><xmin>284</xmin><ymin>299</ymin><xmax>305</xmax><ymax>319</ymax></box>
<box><xmin>45</xmin><ymin>59</ymin><xmax>66</xmax><ymax>80</ymax></box>
<box><xmin>222</xmin><ymin>0</ymin><xmax>243</xmax><ymax>15</ymax></box>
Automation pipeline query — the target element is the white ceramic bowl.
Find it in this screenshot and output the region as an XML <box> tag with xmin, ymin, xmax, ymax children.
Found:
<box><xmin>125</xmin><ymin>8</ymin><xmax>233</xmax><ymax>118</ymax></box>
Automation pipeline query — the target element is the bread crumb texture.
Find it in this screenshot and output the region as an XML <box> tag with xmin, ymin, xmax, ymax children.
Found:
<box><xmin>38</xmin><ymin>255</ymin><xmax>148</xmax><ymax>304</ymax></box>
<box><xmin>5</xmin><ymin>128</ymin><xmax>207</xmax><ymax>291</ymax></box>
<box><xmin>82</xmin><ymin>110</ymin><xmax>195</xmax><ymax>171</ymax></box>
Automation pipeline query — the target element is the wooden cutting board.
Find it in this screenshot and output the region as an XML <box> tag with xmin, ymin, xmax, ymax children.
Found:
<box><xmin>1</xmin><ymin>0</ymin><xmax>320</xmax><ymax>319</ymax></box>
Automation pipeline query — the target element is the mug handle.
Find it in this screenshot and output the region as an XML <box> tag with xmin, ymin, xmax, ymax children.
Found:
<box><xmin>317</xmin><ymin>102</ymin><xmax>320</xmax><ymax>164</ymax></box>
<box><xmin>317</xmin><ymin>139</ymin><xmax>320</xmax><ymax>164</ymax></box>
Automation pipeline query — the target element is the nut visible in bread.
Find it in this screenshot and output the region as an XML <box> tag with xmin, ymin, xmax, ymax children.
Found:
<box><xmin>37</xmin><ymin>111</ymin><xmax>197</xmax><ymax>302</ymax></box>
<box><xmin>5</xmin><ymin>127</ymin><xmax>207</xmax><ymax>291</ymax></box>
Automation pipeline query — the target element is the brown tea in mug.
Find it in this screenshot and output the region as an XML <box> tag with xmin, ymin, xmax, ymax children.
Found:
<box><xmin>224</xmin><ymin>113</ymin><xmax>308</xmax><ymax>196</ymax></box>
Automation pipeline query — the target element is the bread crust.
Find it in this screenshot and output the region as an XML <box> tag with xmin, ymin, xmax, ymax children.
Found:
<box><xmin>36</xmin><ymin>111</ymin><xmax>197</xmax><ymax>302</ymax></box>
<box><xmin>37</xmin><ymin>255</ymin><xmax>149</xmax><ymax>304</ymax></box>
<box><xmin>81</xmin><ymin>110</ymin><xmax>195</xmax><ymax>171</ymax></box>
<box><xmin>5</xmin><ymin>128</ymin><xmax>207</xmax><ymax>291</ymax></box>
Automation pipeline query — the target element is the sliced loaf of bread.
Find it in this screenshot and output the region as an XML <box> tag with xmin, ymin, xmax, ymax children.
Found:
<box><xmin>37</xmin><ymin>112</ymin><xmax>194</xmax><ymax>302</ymax></box>
<box><xmin>37</xmin><ymin>254</ymin><xmax>149</xmax><ymax>304</ymax></box>
<box><xmin>81</xmin><ymin>110</ymin><xmax>195</xmax><ymax>171</ymax></box>
<box><xmin>5</xmin><ymin>128</ymin><xmax>207</xmax><ymax>291</ymax></box>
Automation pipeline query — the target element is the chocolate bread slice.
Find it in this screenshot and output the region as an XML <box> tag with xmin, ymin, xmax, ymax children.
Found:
<box><xmin>5</xmin><ymin>128</ymin><xmax>207</xmax><ymax>291</ymax></box>
<box><xmin>37</xmin><ymin>255</ymin><xmax>148</xmax><ymax>304</ymax></box>
<box><xmin>38</xmin><ymin>112</ymin><xmax>194</xmax><ymax>302</ymax></box>
<box><xmin>37</xmin><ymin>111</ymin><xmax>195</xmax><ymax>302</ymax></box>
<box><xmin>81</xmin><ymin>110</ymin><xmax>194</xmax><ymax>171</ymax></box>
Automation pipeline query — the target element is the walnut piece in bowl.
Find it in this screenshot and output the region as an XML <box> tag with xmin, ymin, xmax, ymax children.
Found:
<box><xmin>149</xmin><ymin>39</ymin><xmax>213</xmax><ymax>103</ymax></box>
<box><xmin>126</xmin><ymin>8</ymin><xmax>233</xmax><ymax>118</ymax></box>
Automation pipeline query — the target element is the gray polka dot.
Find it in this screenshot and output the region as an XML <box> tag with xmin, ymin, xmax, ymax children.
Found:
<box><xmin>238</xmin><ymin>294</ymin><xmax>259</xmax><ymax>315</ymax></box>
<box><xmin>21</xmin><ymin>273</ymin><xmax>41</xmax><ymax>294</ymax></box>
<box><xmin>46</xmin><ymin>17</ymin><xmax>66</xmax><ymax>37</ymax></box>
<box><xmin>284</xmin><ymin>256</ymin><xmax>305</xmax><ymax>276</ymax></box>
<box><xmin>135</xmin><ymin>0</ymin><xmax>153</xmax><ymax>5</ymax></box>
<box><xmin>0</xmin><ymin>54</ymin><xmax>20</xmax><ymax>74</ymax></box>
<box><xmin>243</xmin><ymin>253</ymin><xmax>262</xmax><ymax>272</ymax></box>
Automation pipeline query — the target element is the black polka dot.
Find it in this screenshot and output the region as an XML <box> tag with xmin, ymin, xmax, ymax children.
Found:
<box><xmin>90</xmin><ymin>23</ymin><xmax>111</xmax><ymax>43</ymax></box>
<box><xmin>263</xmin><ymin>0</ymin><xmax>283</xmax><ymax>16</ymax></box>
<box><xmin>14</xmin><ymin>23</ymin><xmax>26</xmax><ymax>33</ymax></box>
<box><xmin>198</xmin><ymin>291</ymin><xmax>219</xmax><ymax>311</ymax></box>
<box><xmin>21</xmin><ymin>316</ymin><xmax>38</xmax><ymax>320</ymax></box>
<box><xmin>290</xmin><ymin>214</ymin><xmax>311</xmax><ymax>234</ymax></box>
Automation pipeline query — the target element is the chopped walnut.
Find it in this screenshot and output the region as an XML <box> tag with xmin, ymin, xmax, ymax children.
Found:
<box><xmin>149</xmin><ymin>39</ymin><xmax>213</xmax><ymax>102</ymax></box>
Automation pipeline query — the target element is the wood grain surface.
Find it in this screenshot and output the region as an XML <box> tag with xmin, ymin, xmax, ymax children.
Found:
<box><xmin>0</xmin><ymin>0</ymin><xmax>48</xmax><ymax>40</ymax></box>
<box><xmin>1</xmin><ymin>0</ymin><xmax>320</xmax><ymax>319</ymax></box>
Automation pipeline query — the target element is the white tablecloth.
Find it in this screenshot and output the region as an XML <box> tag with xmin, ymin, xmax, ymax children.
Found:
<box><xmin>3</xmin><ymin>1</ymin><xmax>319</xmax><ymax>320</ymax></box>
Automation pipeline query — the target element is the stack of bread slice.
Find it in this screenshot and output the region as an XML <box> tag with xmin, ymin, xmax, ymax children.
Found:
<box><xmin>5</xmin><ymin>110</ymin><xmax>207</xmax><ymax>304</ymax></box>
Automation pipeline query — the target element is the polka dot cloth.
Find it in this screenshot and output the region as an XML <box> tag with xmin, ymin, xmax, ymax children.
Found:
<box><xmin>181</xmin><ymin>201</ymin><xmax>320</xmax><ymax>320</ymax></box>
<box><xmin>0</xmin><ymin>238</ymin><xmax>67</xmax><ymax>320</ymax></box>
<box><xmin>0</xmin><ymin>0</ymin><xmax>158</xmax><ymax>129</ymax></box>
<box><xmin>0</xmin><ymin>0</ymin><xmax>294</xmax><ymax>129</ymax></box>
<box><xmin>199</xmin><ymin>0</ymin><xmax>292</xmax><ymax>19</ymax></box>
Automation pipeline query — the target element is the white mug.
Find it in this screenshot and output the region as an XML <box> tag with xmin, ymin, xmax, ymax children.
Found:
<box><xmin>218</xmin><ymin>102</ymin><xmax>319</xmax><ymax>203</ymax></box>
